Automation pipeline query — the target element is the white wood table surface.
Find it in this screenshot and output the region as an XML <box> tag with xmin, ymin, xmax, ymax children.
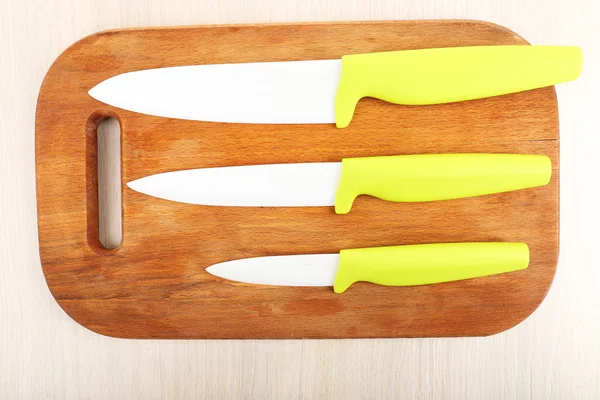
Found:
<box><xmin>1</xmin><ymin>0</ymin><xmax>599</xmax><ymax>398</ymax></box>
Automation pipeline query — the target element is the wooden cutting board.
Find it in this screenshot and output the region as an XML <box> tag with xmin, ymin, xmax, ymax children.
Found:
<box><xmin>35</xmin><ymin>20</ymin><xmax>559</xmax><ymax>339</ymax></box>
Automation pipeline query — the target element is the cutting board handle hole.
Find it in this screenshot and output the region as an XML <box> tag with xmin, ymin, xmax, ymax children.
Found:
<box><xmin>86</xmin><ymin>113</ymin><xmax>122</xmax><ymax>253</ymax></box>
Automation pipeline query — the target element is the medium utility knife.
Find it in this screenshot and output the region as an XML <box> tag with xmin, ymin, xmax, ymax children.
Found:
<box><xmin>206</xmin><ymin>242</ymin><xmax>530</xmax><ymax>293</ymax></box>
<box><xmin>89</xmin><ymin>45</ymin><xmax>582</xmax><ymax>128</ymax></box>
<box><xmin>127</xmin><ymin>154</ymin><xmax>552</xmax><ymax>214</ymax></box>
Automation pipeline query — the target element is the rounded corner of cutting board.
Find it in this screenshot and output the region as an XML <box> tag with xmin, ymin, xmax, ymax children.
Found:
<box><xmin>479</xmin><ymin>295</ymin><xmax>552</xmax><ymax>337</ymax></box>
<box><xmin>458</xmin><ymin>19</ymin><xmax>532</xmax><ymax>44</ymax></box>
<box><xmin>35</xmin><ymin>20</ymin><xmax>560</xmax><ymax>339</ymax></box>
<box><xmin>55</xmin><ymin>300</ymin><xmax>122</xmax><ymax>339</ymax></box>
<box><xmin>475</xmin><ymin>249</ymin><xmax>560</xmax><ymax>338</ymax></box>
<box><xmin>36</xmin><ymin>266</ymin><xmax>129</xmax><ymax>339</ymax></box>
<box><xmin>36</xmin><ymin>30</ymin><xmax>103</xmax><ymax>90</ymax></box>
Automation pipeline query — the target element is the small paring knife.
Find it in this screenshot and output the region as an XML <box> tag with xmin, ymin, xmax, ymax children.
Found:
<box><xmin>206</xmin><ymin>242</ymin><xmax>530</xmax><ymax>293</ymax></box>
<box><xmin>127</xmin><ymin>154</ymin><xmax>552</xmax><ymax>214</ymax></box>
<box><xmin>89</xmin><ymin>45</ymin><xmax>582</xmax><ymax>128</ymax></box>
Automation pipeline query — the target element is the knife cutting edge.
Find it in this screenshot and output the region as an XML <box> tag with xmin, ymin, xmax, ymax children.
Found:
<box><xmin>205</xmin><ymin>242</ymin><xmax>530</xmax><ymax>293</ymax></box>
<box><xmin>127</xmin><ymin>154</ymin><xmax>552</xmax><ymax>214</ymax></box>
<box><xmin>89</xmin><ymin>45</ymin><xmax>582</xmax><ymax>128</ymax></box>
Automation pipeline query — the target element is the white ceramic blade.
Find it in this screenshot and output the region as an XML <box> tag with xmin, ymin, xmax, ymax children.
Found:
<box><xmin>206</xmin><ymin>254</ymin><xmax>340</xmax><ymax>287</ymax></box>
<box><xmin>127</xmin><ymin>162</ymin><xmax>342</xmax><ymax>207</ymax></box>
<box><xmin>88</xmin><ymin>59</ymin><xmax>341</xmax><ymax>124</ymax></box>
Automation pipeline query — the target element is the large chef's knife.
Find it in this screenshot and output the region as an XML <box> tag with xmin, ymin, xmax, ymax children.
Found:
<box><xmin>206</xmin><ymin>242</ymin><xmax>529</xmax><ymax>293</ymax></box>
<box><xmin>127</xmin><ymin>154</ymin><xmax>552</xmax><ymax>214</ymax></box>
<box><xmin>89</xmin><ymin>45</ymin><xmax>582</xmax><ymax>128</ymax></box>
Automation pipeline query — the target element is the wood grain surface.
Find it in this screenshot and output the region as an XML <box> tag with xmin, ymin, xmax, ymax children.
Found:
<box><xmin>35</xmin><ymin>20</ymin><xmax>559</xmax><ymax>339</ymax></box>
<box><xmin>4</xmin><ymin>0</ymin><xmax>600</xmax><ymax>398</ymax></box>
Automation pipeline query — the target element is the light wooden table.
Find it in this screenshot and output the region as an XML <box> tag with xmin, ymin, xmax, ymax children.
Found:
<box><xmin>1</xmin><ymin>0</ymin><xmax>598</xmax><ymax>398</ymax></box>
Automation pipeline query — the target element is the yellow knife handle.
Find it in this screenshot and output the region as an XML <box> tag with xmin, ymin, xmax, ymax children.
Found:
<box><xmin>333</xmin><ymin>242</ymin><xmax>529</xmax><ymax>293</ymax></box>
<box><xmin>334</xmin><ymin>154</ymin><xmax>552</xmax><ymax>214</ymax></box>
<box><xmin>334</xmin><ymin>45</ymin><xmax>583</xmax><ymax>128</ymax></box>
